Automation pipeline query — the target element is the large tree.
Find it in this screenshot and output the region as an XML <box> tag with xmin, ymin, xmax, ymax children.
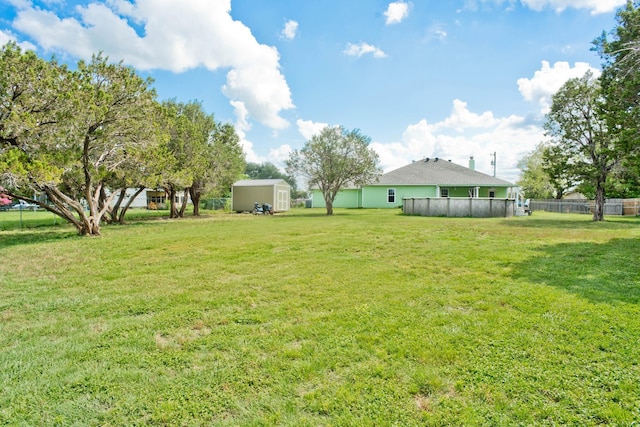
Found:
<box><xmin>595</xmin><ymin>1</ymin><xmax>640</xmax><ymax>182</ymax></box>
<box><xmin>190</xmin><ymin>122</ymin><xmax>245</xmax><ymax>216</ymax></box>
<box><xmin>158</xmin><ymin>100</ymin><xmax>200</xmax><ymax>218</ymax></box>
<box><xmin>286</xmin><ymin>126</ymin><xmax>381</xmax><ymax>215</ymax></box>
<box><xmin>159</xmin><ymin>100</ymin><xmax>244</xmax><ymax>218</ymax></box>
<box><xmin>0</xmin><ymin>44</ymin><xmax>158</xmax><ymax>235</ymax></box>
<box><xmin>543</xmin><ymin>71</ymin><xmax>617</xmax><ymax>221</ymax></box>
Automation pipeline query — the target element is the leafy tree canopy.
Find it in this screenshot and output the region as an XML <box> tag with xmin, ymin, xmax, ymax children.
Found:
<box><xmin>286</xmin><ymin>126</ymin><xmax>381</xmax><ymax>215</ymax></box>
<box><xmin>543</xmin><ymin>71</ymin><xmax>617</xmax><ymax>221</ymax></box>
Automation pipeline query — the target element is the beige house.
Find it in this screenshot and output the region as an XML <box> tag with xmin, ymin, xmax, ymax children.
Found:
<box><xmin>232</xmin><ymin>179</ymin><xmax>290</xmax><ymax>213</ymax></box>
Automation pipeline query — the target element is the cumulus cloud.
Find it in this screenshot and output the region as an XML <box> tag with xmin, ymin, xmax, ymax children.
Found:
<box><xmin>0</xmin><ymin>28</ymin><xmax>36</xmax><ymax>50</ymax></box>
<box><xmin>344</xmin><ymin>42</ymin><xmax>387</xmax><ymax>58</ymax></box>
<box><xmin>384</xmin><ymin>1</ymin><xmax>411</xmax><ymax>25</ymax></box>
<box><xmin>466</xmin><ymin>0</ymin><xmax>623</xmax><ymax>14</ymax></box>
<box><xmin>371</xmin><ymin>100</ymin><xmax>544</xmax><ymax>182</ymax></box>
<box><xmin>517</xmin><ymin>60</ymin><xmax>601</xmax><ymax>114</ymax></box>
<box><xmin>8</xmin><ymin>0</ymin><xmax>294</xmax><ymax>131</ymax></box>
<box><xmin>268</xmin><ymin>144</ymin><xmax>293</xmax><ymax>168</ymax></box>
<box><xmin>296</xmin><ymin>119</ymin><xmax>330</xmax><ymax>140</ymax></box>
<box><xmin>281</xmin><ymin>20</ymin><xmax>298</xmax><ymax>40</ymax></box>
<box><xmin>520</xmin><ymin>0</ymin><xmax>625</xmax><ymax>15</ymax></box>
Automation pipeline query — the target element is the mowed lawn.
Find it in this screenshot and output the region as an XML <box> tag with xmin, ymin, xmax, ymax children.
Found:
<box><xmin>1</xmin><ymin>208</ymin><xmax>639</xmax><ymax>426</ymax></box>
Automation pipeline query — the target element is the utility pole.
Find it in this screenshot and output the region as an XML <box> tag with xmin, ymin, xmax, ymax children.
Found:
<box><xmin>490</xmin><ymin>151</ymin><xmax>496</xmax><ymax>177</ymax></box>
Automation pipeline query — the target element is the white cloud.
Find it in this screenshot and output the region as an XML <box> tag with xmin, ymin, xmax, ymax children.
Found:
<box><xmin>384</xmin><ymin>1</ymin><xmax>411</xmax><ymax>25</ymax></box>
<box><xmin>296</xmin><ymin>119</ymin><xmax>329</xmax><ymax>140</ymax></box>
<box><xmin>517</xmin><ymin>60</ymin><xmax>600</xmax><ymax>114</ymax></box>
<box><xmin>344</xmin><ymin>42</ymin><xmax>387</xmax><ymax>58</ymax></box>
<box><xmin>520</xmin><ymin>0</ymin><xmax>625</xmax><ymax>15</ymax></box>
<box><xmin>268</xmin><ymin>144</ymin><xmax>293</xmax><ymax>169</ymax></box>
<box><xmin>433</xmin><ymin>99</ymin><xmax>500</xmax><ymax>131</ymax></box>
<box><xmin>0</xmin><ymin>28</ymin><xmax>36</xmax><ymax>50</ymax></box>
<box><xmin>371</xmin><ymin>100</ymin><xmax>544</xmax><ymax>183</ymax></box>
<box><xmin>9</xmin><ymin>0</ymin><xmax>294</xmax><ymax>131</ymax></box>
<box><xmin>281</xmin><ymin>20</ymin><xmax>298</xmax><ymax>40</ymax></box>
<box><xmin>433</xmin><ymin>29</ymin><xmax>447</xmax><ymax>40</ymax></box>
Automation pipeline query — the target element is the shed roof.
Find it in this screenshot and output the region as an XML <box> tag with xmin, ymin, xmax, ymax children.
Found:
<box><xmin>233</xmin><ymin>179</ymin><xmax>290</xmax><ymax>187</ymax></box>
<box><xmin>375</xmin><ymin>158</ymin><xmax>513</xmax><ymax>187</ymax></box>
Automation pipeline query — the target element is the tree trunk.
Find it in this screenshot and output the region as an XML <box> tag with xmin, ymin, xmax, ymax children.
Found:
<box><xmin>189</xmin><ymin>186</ymin><xmax>201</xmax><ymax>216</ymax></box>
<box><xmin>108</xmin><ymin>188</ymin><xmax>127</xmax><ymax>223</ymax></box>
<box><xmin>166</xmin><ymin>185</ymin><xmax>178</xmax><ymax>218</ymax></box>
<box><xmin>79</xmin><ymin>216</ymin><xmax>101</xmax><ymax>236</ymax></box>
<box><xmin>593</xmin><ymin>178</ymin><xmax>606</xmax><ymax>221</ymax></box>
<box><xmin>325</xmin><ymin>200</ymin><xmax>333</xmax><ymax>215</ymax></box>
<box><xmin>178</xmin><ymin>189</ymin><xmax>189</xmax><ymax>218</ymax></box>
<box><xmin>117</xmin><ymin>186</ymin><xmax>146</xmax><ymax>224</ymax></box>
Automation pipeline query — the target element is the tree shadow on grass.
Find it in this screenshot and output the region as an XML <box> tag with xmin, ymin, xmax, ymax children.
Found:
<box><xmin>0</xmin><ymin>230</ymin><xmax>78</xmax><ymax>250</ymax></box>
<box><xmin>512</xmin><ymin>237</ymin><xmax>640</xmax><ymax>304</ymax></box>
<box><xmin>502</xmin><ymin>216</ymin><xmax>640</xmax><ymax>230</ymax></box>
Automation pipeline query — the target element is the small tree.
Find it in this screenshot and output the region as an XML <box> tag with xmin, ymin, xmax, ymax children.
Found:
<box><xmin>286</xmin><ymin>126</ymin><xmax>381</xmax><ymax>215</ymax></box>
<box><xmin>541</xmin><ymin>144</ymin><xmax>578</xmax><ymax>199</ymax></box>
<box><xmin>190</xmin><ymin>122</ymin><xmax>245</xmax><ymax>216</ymax></box>
<box><xmin>245</xmin><ymin>161</ymin><xmax>300</xmax><ymax>197</ymax></box>
<box><xmin>517</xmin><ymin>143</ymin><xmax>557</xmax><ymax>199</ymax></box>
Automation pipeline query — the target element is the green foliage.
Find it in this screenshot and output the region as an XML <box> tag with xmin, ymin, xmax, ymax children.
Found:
<box><xmin>0</xmin><ymin>44</ymin><xmax>159</xmax><ymax>235</ymax></box>
<box><xmin>245</xmin><ymin>161</ymin><xmax>286</xmax><ymax>180</ymax></box>
<box><xmin>286</xmin><ymin>126</ymin><xmax>381</xmax><ymax>215</ymax></box>
<box><xmin>160</xmin><ymin>101</ymin><xmax>245</xmax><ymax>217</ymax></box>
<box><xmin>245</xmin><ymin>161</ymin><xmax>301</xmax><ymax>197</ymax></box>
<box><xmin>516</xmin><ymin>143</ymin><xmax>556</xmax><ymax>199</ymax></box>
<box><xmin>541</xmin><ymin>144</ymin><xmax>578</xmax><ymax>199</ymax></box>
<box><xmin>595</xmin><ymin>1</ymin><xmax>640</xmax><ymax>172</ymax></box>
<box><xmin>1</xmin><ymin>209</ymin><xmax>639</xmax><ymax>425</ymax></box>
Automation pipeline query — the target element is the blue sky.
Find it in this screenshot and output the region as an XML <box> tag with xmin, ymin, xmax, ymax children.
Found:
<box><xmin>0</xmin><ymin>0</ymin><xmax>625</xmax><ymax>183</ymax></box>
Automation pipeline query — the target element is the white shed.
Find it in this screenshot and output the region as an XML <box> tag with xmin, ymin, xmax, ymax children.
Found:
<box><xmin>232</xmin><ymin>179</ymin><xmax>290</xmax><ymax>213</ymax></box>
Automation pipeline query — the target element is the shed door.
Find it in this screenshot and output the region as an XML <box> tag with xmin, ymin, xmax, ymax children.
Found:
<box><xmin>277</xmin><ymin>189</ymin><xmax>288</xmax><ymax>211</ymax></box>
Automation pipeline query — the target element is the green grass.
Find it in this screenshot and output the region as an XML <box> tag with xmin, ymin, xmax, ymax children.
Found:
<box><xmin>1</xmin><ymin>209</ymin><xmax>639</xmax><ymax>425</ymax></box>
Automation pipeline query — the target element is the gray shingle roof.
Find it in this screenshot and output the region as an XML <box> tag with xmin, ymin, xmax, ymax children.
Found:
<box><xmin>374</xmin><ymin>158</ymin><xmax>513</xmax><ymax>186</ymax></box>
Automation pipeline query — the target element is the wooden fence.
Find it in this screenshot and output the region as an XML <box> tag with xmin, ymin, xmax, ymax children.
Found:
<box><xmin>531</xmin><ymin>198</ymin><xmax>640</xmax><ymax>216</ymax></box>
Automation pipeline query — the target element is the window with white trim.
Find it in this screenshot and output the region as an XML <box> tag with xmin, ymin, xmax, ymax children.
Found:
<box><xmin>387</xmin><ymin>188</ymin><xmax>396</xmax><ymax>203</ymax></box>
<box><xmin>440</xmin><ymin>188</ymin><xmax>449</xmax><ymax>198</ymax></box>
<box><xmin>489</xmin><ymin>189</ymin><xmax>496</xmax><ymax>198</ymax></box>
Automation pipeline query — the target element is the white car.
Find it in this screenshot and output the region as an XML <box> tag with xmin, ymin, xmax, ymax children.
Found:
<box><xmin>12</xmin><ymin>200</ymin><xmax>38</xmax><ymax>209</ymax></box>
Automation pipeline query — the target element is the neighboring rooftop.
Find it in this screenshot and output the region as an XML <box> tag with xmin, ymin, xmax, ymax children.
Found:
<box><xmin>374</xmin><ymin>157</ymin><xmax>513</xmax><ymax>187</ymax></box>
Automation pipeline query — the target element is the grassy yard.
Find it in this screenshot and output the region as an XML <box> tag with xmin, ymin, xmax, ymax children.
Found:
<box><xmin>1</xmin><ymin>209</ymin><xmax>639</xmax><ymax>425</ymax></box>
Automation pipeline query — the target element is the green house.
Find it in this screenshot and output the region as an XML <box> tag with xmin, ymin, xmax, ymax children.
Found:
<box><xmin>311</xmin><ymin>157</ymin><xmax>516</xmax><ymax>209</ymax></box>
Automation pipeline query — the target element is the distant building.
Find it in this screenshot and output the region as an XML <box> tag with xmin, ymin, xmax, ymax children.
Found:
<box><xmin>232</xmin><ymin>179</ymin><xmax>290</xmax><ymax>213</ymax></box>
<box><xmin>311</xmin><ymin>157</ymin><xmax>516</xmax><ymax>208</ymax></box>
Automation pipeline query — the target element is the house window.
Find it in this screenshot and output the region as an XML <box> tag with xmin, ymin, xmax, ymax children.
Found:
<box><xmin>440</xmin><ymin>188</ymin><xmax>449</xmax><ymax>198</ymax></box>
<box><xmin>489</xmin><ymin>189</ymin><xmax>496</xmax><ymax>198</ymax></box>
<box><xmin>387</xmin><ymin>188</ymin><xmax>396</xmax><ymax>203</ymax></box>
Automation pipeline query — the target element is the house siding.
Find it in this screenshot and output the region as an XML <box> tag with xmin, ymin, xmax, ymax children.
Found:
<box><xmin>362</xmin><ymin>186</ymin><xmax>438</xmax><ymax>208</ymax></box>
<box><xmin>312</xmin><ymin>185</ymin><xmax>511</xmax><ymax>209</ymax></box>
<box><xmin>311</xmin><ymin>189</ymin><xmax>361</xmax><ymax>208</ymax></box>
